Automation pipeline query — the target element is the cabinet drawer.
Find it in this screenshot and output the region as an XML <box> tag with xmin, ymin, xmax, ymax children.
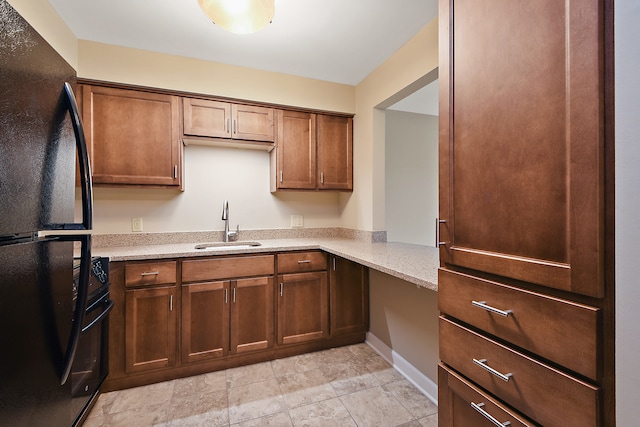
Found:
<box><xmin>440</xmin><ymin>317</ymin><xmax>599</xmax><ymax>427</ymax></box>
<box><xmin>182</xmin><ymin>255</ymin><xmax>274</xmax><ymax>282</ymax></box>
<box><xmin>438</xmin><ymin>268</ymin><xmax>599</xmax><ymax>380</ymax></box>
<box><xmin>125</xmin><ymin>261</ymin><xmax>177</xmax><ymax>288</ymax></box>
<box><xmin>439</xmin><ymin>364</ymin><xmax>535</xmax><ymax>427</ymax></box>
<box><xmin>277</xmin><ymin>251</ymin><xmax>327</xmax><ymax>274</ymax></box>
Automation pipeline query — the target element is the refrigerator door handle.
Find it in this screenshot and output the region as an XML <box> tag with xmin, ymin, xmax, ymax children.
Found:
<box><xmin>64</xmin><ymin>82</ymin><xmax>93</xmax><ymax>231</ymax></box>
<box><xmin>59</xmin><ymin>235</ymin><xmax>91</xmax><ymax>385</ymax></box>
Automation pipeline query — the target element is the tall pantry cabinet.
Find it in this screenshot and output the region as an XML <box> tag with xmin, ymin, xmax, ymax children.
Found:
<box><xmin>437</xmin><ymin>0</ymin><xmax>614</xmax><ymax>426</ymax></box>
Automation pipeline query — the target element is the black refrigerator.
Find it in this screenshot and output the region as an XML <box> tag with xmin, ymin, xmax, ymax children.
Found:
<box><xmin>0</xmin><ymin>1</ymin><xmax>95</xmax><ymax>426</ymax></box>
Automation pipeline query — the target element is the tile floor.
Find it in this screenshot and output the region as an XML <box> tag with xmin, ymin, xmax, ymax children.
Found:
<box><xmin>84</xmin><ymin>343</ymin><xmax>438</xmax><ymax>427</ymax></box>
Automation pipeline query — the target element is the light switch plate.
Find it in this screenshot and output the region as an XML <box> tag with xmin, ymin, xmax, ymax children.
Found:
<box><xmin>291</xmin><ymin>215</ymin><xmax>304</xmax><ymax>228</ymax></box>
<box><xmin>132</xmin><ymin>217</ymin><xmax>143</xmax><ymax>232</ymax></box>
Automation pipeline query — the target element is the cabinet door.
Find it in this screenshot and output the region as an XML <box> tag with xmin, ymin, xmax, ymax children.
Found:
<box><xmin>277</xmin><ymin>272</ymin><xmax>328</xmax><ymax>345</ymax></box>
<box><xmin>125</xmin><ymin>286</ymin><xmax>177</xmax><ymax>374</ymax></box>
<box><xmin>330</xmin><ymin>256</ymin><xmax>368</xmax><ymax>336</ymax></box>
<box><xmin>317</xmin><ymin>115</ymin><xmax>353</xmax><ymax>191</ymax></box>
<box><xmin>274</xmin><ymin>110</ymin><xmax>316</xmax><ymax>190</ymax></box>
<box><xmin>232</xmin><ymin>104</ymin><xmax>274</xmax><ymax>142</ymax></box>
<box><xmin>183</xmin><ymin>98</ymin><xmax>231</xmax><ymax>139</ymax></box>
<box><xmin>230</xmin><ymin>277</ymin><xmax>275</xmax><ymax>354</ymax></box>
<box><xmin>439</xmin><ymin>0</ymin><xmax>604</xmax><ymax>297</ymax></box>
<box><xmin>181</xmin><ymin>281</ymin><xmax>230</xmax><ymax>363</ymax></box>
<box><xmin>81</xmin><ymin>84</ymin><xmax>181</xmax><ymax>187</ymax></box>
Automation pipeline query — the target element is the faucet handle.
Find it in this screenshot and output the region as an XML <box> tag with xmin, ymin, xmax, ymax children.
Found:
<box><xmin>228</xmin><ymin>224</ymin><xmax>240</xmax><ymax>242</ymax></box>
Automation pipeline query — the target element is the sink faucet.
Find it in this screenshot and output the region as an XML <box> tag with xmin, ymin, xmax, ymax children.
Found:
<box><xmin>221</xmin><ymin>200</ymin><xmax>239</xmax><ymax>242</ymax></box>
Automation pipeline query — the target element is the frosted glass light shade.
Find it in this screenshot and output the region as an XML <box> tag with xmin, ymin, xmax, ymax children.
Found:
<box><xmin>198</xmin><ymin>0</ymin><xmax>275</xmax><ymax>34</ymax></box>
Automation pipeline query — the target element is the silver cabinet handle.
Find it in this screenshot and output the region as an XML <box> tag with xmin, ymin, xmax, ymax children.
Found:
<box><xmin>298</xmin><ymin>260</ymin><xmax>311</xmax><ymax>264</ymax></box>
<box><xmin>320</xmin><ymin>172</ymin><xmax>324</xmax><ymax>184</ymax></box>
<box><xmin>435</xmin><ymin>218</ymin><xmax>446</xmax><ymax>247</ymax></box>
<box><xmin>233</xmin><ymin>287</ymin><xmax>237</xmax><ymax>303</ymax></box>
<box><xmin>170</xmin><ymin>294</ymin><xmax>173</xmax><ymax>312</ymax></box>
<box><xmin>472</xmin><ymin>300</ymin><xmax>513</xmax><ymax>317</ymax></box>
<box><xmin>224</xmin><ymin>288</ymin><xmax>228</xmax><ymax>304</ymax></box>
<box><xmin>226</xmin><ymin>118</ymin><xmax>230</xmax><ymax>133</ymax></box>
<box><xmin>140</xmin><ymin>271</ymin><xmax>160</xmax><ymax>276</ymax></box>
<box><xmin>174</xmin><ymin>165</ymin><xmax>178</xmax><ymax>179</ymax></box>
<box><xmin>471</xmin><ymin>402</ymin><xmax>512</xmax><ymax>427</ymax></box>
<box><xmin>233</xmin><ymin>119</ymin><xmax>237</xmax><ymax>134</ymax></box>
<box><xmin>279</xmin><ymin>170</ymin><xmax>283</xmax><ymax>183</ymax></box>
<box><xmin>280</xmin><ymin>283</ymin><xmax>284</xmax><ymax>296</ymax></box>
<box><xmin>473</xmin><ymin>358</ymin><xmax>513</xmax><ymax>382</ymax></box>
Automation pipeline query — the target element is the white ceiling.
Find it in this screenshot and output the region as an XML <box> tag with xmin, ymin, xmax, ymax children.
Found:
<box><xmin>48</xmin><ymin>0</ymin><xmax>439</xmax><ymax>86</ymax></box>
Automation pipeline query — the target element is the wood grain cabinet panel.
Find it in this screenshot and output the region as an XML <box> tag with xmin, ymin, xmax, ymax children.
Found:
<box><xmin>329</xmin><ymin>255</ymin><xmax>369</xmax><ymax>336</ymax></box>
<box><xmin>125</xmin><ymin>261</ymin><xmax>177</xmax><ymax>288</ymax></box>
<box><xmin>272</xmin><ymin>110</ymin><xmax>317</xmax><ymax>190</ymax></box>
<box><xmin>317</xmin><ymin>115</ymin><xmax>353</xmax><ymax>190</ymax></box>
<box><xmin>438</xmin><ymin>0</ymin><xmax>605</xmax><ymax>297</ymax></box>
<box><xmin>80</xmin><ymin>84</ymin><xmax>181</xmax><ymax>188</ymax></box>
<box><xmin>230</xmin><ymin>276</ymin><xmax>275</xmax><ymax>354</ymax></box>
<box><xmin>277</xmin><ymin>271</ymin><xmax>329</xmax><ymax>345</ymax></box>
<box><xmin>125</xmin><ymin>286</ymin><xmax>178</xmax><ymax>374</ymax></box>
<box><xmin>182</xmin><ymin>255</ymin><xmax>274</xmax><ymax>282</ymax></box>
<box><xmin>439</xmin><ymin>364</ymin><xmax>535</xmax><ymax>427</ymax></box>
<box><xmin>440</xmin><ymin>317</ymin><xmax>599</xmax><ymax>427</ymax></box>
<box><xmin>183</xmin><ymin>98</ymin><xmax>274</xmax><ymax>142</ymax></box>
<box><xmin>181</xmin><ymin>281</ymin><xmax>230</xmax><ymax>363</ymax></box>
<box><xmin>277</xmin><ymin>251</ymin><xmax>327</xmax><ymax>274</ymax></box>
<box><xmin>438</xmin><ymin>268</ymin><xmax>600</xmax><ymax>380</ymax></box>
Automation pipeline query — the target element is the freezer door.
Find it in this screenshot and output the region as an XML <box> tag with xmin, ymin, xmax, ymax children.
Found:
<box><xmin>0</xmin><ymin>239</ymin><xmax>74</xmax><ymax>426</ymax></box>
<box><xmin>0</xmin><ymin>1</ymin><xmax>77</xmax><ymax>237</ymax></box>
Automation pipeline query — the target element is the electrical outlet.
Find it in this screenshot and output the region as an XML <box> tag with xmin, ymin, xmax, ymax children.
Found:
<box><xmin>132</xmin><ymin>217</ymin><xmax>143</xmax><ymax>232</ymax></box>
<box><xmin>291</xmin><ymin>215</ymin><xmax>304</xmax><ymax>228</ymax></box>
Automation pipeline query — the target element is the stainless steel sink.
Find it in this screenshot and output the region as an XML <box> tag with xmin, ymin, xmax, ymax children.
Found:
<box><xmin>194</xmin><ymin>241</ymin><xmax>262</xmax><ymax>250</ymax></box>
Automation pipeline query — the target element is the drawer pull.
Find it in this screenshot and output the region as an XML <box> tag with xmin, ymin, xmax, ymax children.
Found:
<box><xmin>471</xmin><ymin>402</ymin><xmax>512</xmax><ymax>427</ymax></box>
<box><xmin>297</xmin><ymin>260</ymin><xmax>311</xmax><ymax>264</ymax></box>
<box><xmin>140</xmin><ymin>271</ymin><xmax>160</xmax><ymax>276</ymax></box>
<box><xmin>472</xmin><ymin>358</ymin><xmax>513</xmax><ymax>382</ymax></box>
<box><xmin>472</xmin><ymin>300</ymin><xmax>513</xmax><ymax>317</ymax></box>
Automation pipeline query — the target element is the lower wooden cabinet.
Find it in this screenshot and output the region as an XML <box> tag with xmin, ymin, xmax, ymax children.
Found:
<box><xmin>182</xmin><ymin>276</ymin><xmax>275</xmax><ymax>364</ymax></box>
<box><xmin>438</xmin><ymin>364</ymin><xmax>535</xmax><ymax>427</ymax></box>
<box><xmin>105</xmin><ymin>251</ymin><xmax>367</xmax><ymax>391</ymax></box>
<box><xmin>181</xmin><ymin>280</ymin><xmax>229</xmax><ymax>363</ymax></box>
<box><xmin>277</xmin><ymin>271</ymin><xmax>329</xmax><ymax>345</ymax></box>
<box><xmin>329</xmin><ymin>255</ymin><xmax>369</xmax><ymax>336</ymax></box>
<box><xmin>125</xmin><ymin>285</ymin><xmax>178</xmax><ymax>374</ymax></box>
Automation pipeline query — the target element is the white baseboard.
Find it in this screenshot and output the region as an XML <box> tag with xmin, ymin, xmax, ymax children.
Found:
<box><xmin>365</xmin><ymin>332</ymin><xmax>438</xmax><ymax>406</ymax></box>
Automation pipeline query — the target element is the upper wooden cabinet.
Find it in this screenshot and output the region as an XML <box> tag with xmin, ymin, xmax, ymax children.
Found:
<box><xmin>317</xmin><ymin>115</ymin><xmax>353</xmax><ymax>190</ymax></box>
<box><xmin>80</xmin><ymin>84</ymin><xmax>182</xmax><ymax>188</ymax></box>
<box><xmin>271</xmin><ymin>111</ymin><xmax>353</xmax><ymax>192</ymax></box>
<box><xmin>438</xmin><ymin>0</ymin><xmax>605</xmax><ymax>298</ymax></box>
<box><xmin>182</xmin><ymin>98</ymin><xmax>274</xmax><ymax>145</ymax></box>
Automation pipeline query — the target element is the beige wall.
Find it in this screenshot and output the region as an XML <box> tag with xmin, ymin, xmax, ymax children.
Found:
<box><xmin>385</xmin><ymin>111</ymin><xmax>438</xmax><ymax>245</ymax></box>
<box><xmin>7</xmin><ymin>0</ymin><xmax>78</xmax><ymax>69</ymax></box>
<box><xmin>369</xmin><ymin>270</ymin><xmax>439</xmax><ymax>384</ymax></box>
<box><xmin>344</xmin><ymin>20</ymin><xmax>439</xmax><ymax>231</ymax></box>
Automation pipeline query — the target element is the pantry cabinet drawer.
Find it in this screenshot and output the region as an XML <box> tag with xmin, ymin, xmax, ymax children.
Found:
<box><xmin>277</xmin><ymin>251</ymin><xmax>327</xmax><ymax>274</ymax></box>
<box><xmin>439</xmin><ymin>364</ymin><xmax>535</xmax><ymax>427</ymax></box>
<box><xmin>182</xmin><ymin>255</ymin><xmax>274</xmax><ymax>282</ymax></box>
<box><xmin>125</xmin><ymin>261</ymin><xmax>177</xmax><ymax>288</ymax></box>
<box><xmin>439</xmin><ymin>317</ymin><xmax>599</xmax><ymax>427</ymax></box>
<box><xmin>438</xmin><ymin>268</ymin><xmax>600</xmax><ymax>380</ymax></box>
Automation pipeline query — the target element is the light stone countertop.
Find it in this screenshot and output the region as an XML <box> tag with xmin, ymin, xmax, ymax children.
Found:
<box><xmin>92</xmin><ymin>236</ymin><xmax>439</xmax><ymax>291</ymax></box>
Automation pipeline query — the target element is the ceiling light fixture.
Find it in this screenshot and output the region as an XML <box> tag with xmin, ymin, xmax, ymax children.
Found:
<box><xmin>198</xmin><ymin>0</ymin><xmax>275</xmax><ymax>35</ymax></box>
